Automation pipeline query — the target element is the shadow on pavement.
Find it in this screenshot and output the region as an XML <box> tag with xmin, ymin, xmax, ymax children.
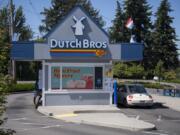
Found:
<box><xmin>117</xmin><ymin>102</ymin><xmax>169</xmax><ymax>110</ymax></box>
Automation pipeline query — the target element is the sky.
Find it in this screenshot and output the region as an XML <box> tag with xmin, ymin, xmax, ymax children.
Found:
<box><xmin>1</xmin><ymin>0</ymin><xmax>180</xmax><ymax>47</ymax></box>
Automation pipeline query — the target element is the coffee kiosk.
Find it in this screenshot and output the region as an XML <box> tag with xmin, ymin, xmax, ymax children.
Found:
<box><xmin>11</xmin><ymin>6</ymin><xmax>143</xmax><ymax>106</ymax></box>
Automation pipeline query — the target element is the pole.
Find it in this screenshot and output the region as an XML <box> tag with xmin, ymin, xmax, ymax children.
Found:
<box><xmin>9</xmin><ymin>0</ymin><xmax>13</xmax><ymax>38</ymax></box>
<box><xmin>9</xmin><ymin>0</ymin><xmax>16</xmax><ymax>81</ymax></box>
<box><xmin>113</xmin><ymin>80</ymin><xmax>117</xmax><ymax>106</ymax></box>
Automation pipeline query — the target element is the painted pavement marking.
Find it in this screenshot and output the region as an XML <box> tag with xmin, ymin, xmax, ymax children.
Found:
<box><xmin>9</xmin><ymin>117</ymin><xmax>27</xmax><ymax>121</ymax></box>
<box><xmin>21</xmin><ymin>122</ymin><xmax>47</xmax><ymax>126</ymax></box>
<box><xmin>17</xmin><ymin>125</ymin><xmax>62</xmax><ymax>132</ymax></box>
<box><xmin>54</xmin><ymin>113</ymin><xmax>78</xmax><ymax>118</ymax></box>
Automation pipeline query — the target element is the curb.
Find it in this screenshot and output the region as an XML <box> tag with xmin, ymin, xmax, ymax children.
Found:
<box><xmin>53</xmin><ymin>113</ymin><xmax>156</xmax><ymax>131</ymax></box>
<box><xmin>52</xmin><ymin>114</ymin><xmax>156</xmax><ymax>131</ymax></box>
<box><xmin>78</xmin><ymin>120</ymin><xmax>156</xmax><ymax>131</ymax></box>
<box><xmin>37</xmin><ymin>108</ymin><xmax>156</xmax><ymax>131</ymax></box>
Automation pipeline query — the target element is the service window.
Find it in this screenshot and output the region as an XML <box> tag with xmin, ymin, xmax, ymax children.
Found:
<box><xmin>95</xmin><ymin>67</ymin><xmax>103</xmax><ymax>89</ymax></box>
<box><xmin>51</xmin><ymin>66</ymin><xmax>61</xmax><ymax>89</ymax></box>
<box><xmin>62</xmin><ymin>67</ymin><xmax>94</xmax><ymax>89</ymax></box>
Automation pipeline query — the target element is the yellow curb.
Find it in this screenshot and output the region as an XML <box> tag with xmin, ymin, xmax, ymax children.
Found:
<box><xmin>54</xmin><ymin>113</ymin><xmax>78</xmax><ymax>118</ymax></box>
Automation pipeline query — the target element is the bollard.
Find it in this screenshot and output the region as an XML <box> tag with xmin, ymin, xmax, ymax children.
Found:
<box><xmin>113</xmin><ymin>80</ymin><xmax>117</xmax><ymax>106</ymax></box>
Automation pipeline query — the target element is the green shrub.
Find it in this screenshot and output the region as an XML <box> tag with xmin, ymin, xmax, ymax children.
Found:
<box><xmin>10</xmin><ymin>83</ymin><xmax>35</xmax><ymax>93</ymax></box>
<box><xmin>175</xmin><ymin>68</ymin><xmax>180</xmax><ymax>79</ymax></box>
<box><xmin>113</xmin><ymin>62</ymin><xmax>144</xmax><ymax>79</ymax></box>
<box><xmin>163</xmin><ymin>79</ymin><xmax>180</xmax><ymax>84</ymax></box>
<box><xmin>164</xmin><ymin>70</ymin><xmax>176</xmax><ymax>80</ymax></box>
<box><xmin>0</xmin><ymin>75</ymin><xmax>15</xmax><ymax>134</ymax></box>
<box><xmin>142</xmin><ymin>83</ymin><xmax>164</xmax><ymax>89</ymax></box>
<box><xmin>113</xmin><ymin>62</ymin><xmax>128</xmax><ymax>78</ymax></box>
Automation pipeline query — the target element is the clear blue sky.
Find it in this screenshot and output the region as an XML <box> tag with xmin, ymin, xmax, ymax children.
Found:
<box><xmin>1</xmin><ymin>0</ymin><xmax>180</xmax><ymax>48</ymax></box>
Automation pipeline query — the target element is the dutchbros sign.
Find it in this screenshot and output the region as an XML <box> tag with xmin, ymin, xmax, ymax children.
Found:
<box><xmin>50</xmin><ymin>39</ymin><xmax>107</xmax><ymax>49</ymax></box>
<box><xmin>49</xmin><ymin>15</ymin><xmax>108</xmax><ymax>57</ymax></box>
<box><xmin>50</xmin><ymin>39</ymin><xmax>107</xmax><ymax>57</ymax></box>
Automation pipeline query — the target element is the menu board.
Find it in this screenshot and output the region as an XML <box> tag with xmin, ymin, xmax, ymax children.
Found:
<box><xmin>62</xmin><ymin>67</ymin><xmax>94</xmax><ymax>89</ymax></box>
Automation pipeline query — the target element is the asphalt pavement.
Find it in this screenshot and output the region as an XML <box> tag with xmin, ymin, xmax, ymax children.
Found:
<box><xmin>2</xmin><ymin>93</ymin><xmax>180</xmax><ymax>135</ymax></box>
<box><xmin>119</xmin><ymin>103</ymin><xmax>180</xmax><ymax>135</ymax></box>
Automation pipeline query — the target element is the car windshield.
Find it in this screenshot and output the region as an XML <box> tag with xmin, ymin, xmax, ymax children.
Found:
<box><xmin>128</xmin><ymin>85</ymin><xmax>147</xmax><ymax>93</ymax></box>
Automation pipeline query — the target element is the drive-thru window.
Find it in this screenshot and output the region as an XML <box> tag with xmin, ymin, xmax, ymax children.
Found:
<box><xmin>11</xmin><ymin>6</ymin><xmax>143</xmax><ymax>106</ymax></box>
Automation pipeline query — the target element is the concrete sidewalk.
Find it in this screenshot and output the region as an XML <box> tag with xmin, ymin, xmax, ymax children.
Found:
<box><xmin>38</xmin><ymin>105</ymin><xmax>155</xmax><ymax>131</ymax></box>
<box><xmin>152</xmin><ymin>94</ymin><xmax>180</xmax><ymax>112</ymax></box>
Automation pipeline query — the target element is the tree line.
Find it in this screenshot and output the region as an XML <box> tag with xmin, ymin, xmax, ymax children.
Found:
<box><xmin>110</xmin><ymin>0</ymin><xmax>179</xmax><ymax>79</ymax></box>
<box><xmin>0</xmin><ymin>0</ymin><xmax>179</xmax><ymax>80</ymax></box>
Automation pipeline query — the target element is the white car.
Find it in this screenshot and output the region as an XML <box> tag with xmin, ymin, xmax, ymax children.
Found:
<box><xmin>117</xmin><ymin>84</ymin><xmax>153</xmax><ymax>107</ymax></box>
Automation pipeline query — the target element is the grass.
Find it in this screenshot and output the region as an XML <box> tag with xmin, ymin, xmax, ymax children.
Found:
<box><xmin>139</xmin><ymin>82</ymin><xmax>173</xmax><ymax>89</ymax></box>
<box><xmin>163</xmin><ymin>79</ymin><xmax>180</xmax><ymax>84</ymax></box>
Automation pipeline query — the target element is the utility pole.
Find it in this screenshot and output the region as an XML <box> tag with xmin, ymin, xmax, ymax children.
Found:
<box><xmin>9</xmin><ymin>0</ymin><xmax>16</xmax><ymax>80</ymax></box>
<box><xmin>9</xmin><ymin>0</ymin><xmax>13</xmax><ymax>38</ymax></box>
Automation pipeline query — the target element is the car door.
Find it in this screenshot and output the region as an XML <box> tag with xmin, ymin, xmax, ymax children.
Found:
<box><xmin>117</xmin><ymin>85</ymin><xmax>127</xmax><ymax>104</ymax></box>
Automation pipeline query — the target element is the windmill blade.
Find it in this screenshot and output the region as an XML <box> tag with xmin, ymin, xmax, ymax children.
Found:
<box><xmin>73</xmin><ymin>16</ymin><xmax>78</xmax><ymax>22</ymax></box>
<box><xmin>80</xmin><ymin>17</ymin><xmax>86</xmax><ymax>21</ymax></box>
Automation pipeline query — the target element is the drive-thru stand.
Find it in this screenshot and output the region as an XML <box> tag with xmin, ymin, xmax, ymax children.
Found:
<box><xmin>11</xmin><ymin>6</ymin><xmax>143</xmax><ymax>106</ymax></box>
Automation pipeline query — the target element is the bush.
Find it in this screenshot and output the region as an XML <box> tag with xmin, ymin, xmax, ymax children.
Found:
<box><xmin>113</xmin><ymin>62</ymin><xmax>128</xmax><ymax>78</ymax></box>
<box><xmin>10</xmin><ymin>83</ymin><xmax>35</xmax><ymax>93</ymax></box>
<box><xmin>128</xmin><ymin>64</ymin><xmax>144</xmax><ymax>79</ymax></box>
<box><xmin>163</xmin><ymin>79</ymin><xmax>180</xmax><ymax>84</ymax></box>
<box><xmin>142</xmin><ymin>82</ymin><xmax>164</xmax><ymax>89</ymax></box>
<box><xmin>117</xmin><ymin>81</ymin><xmax>173</xmax><ymax>89</ymax></box>
<box><xmin>164</xmin><ymin>70</ymin><xmax>176</xmax><ymax>80</ymax></box>
<box><xmin>113</xmin><ymin>62</ymin><xmax>144</xmax><ymax>79</ymax></box>
<box><xmin>175</xmin><ymin>68</ymin><xmax>180</xmax><ymax>79</ymax></box>
<box><xmin>0</xmin><ymin>75</ymin><xmax>15</xmax><ymax>135</ymax></box>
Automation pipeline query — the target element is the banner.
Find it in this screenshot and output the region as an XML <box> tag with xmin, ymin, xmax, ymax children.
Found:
<box><xmin>51</xmin><ymin>66</ymin><xmax>61</xmax><ymax>89</ymax></box>
<box><xmin>62</xmin><ymin>67</ymin><xmax>94</xmax><ymax>89</ymax></box>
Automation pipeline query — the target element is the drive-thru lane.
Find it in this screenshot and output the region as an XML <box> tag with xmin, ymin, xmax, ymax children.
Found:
<box><xmin>3</xmin><ymin>93</ymin><xmax>179</xmax><ymax>135</ymax></box>
<box><xmin>3</xmin><ymin>93</ymin><xmax>141</xmax><ymax>135</ymax></box>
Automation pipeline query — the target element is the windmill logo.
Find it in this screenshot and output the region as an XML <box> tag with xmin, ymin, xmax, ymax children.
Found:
<box><xmin>72</xmin><ymin>16</ymin><xmax>86</xmax><ymax>36</ymax></box>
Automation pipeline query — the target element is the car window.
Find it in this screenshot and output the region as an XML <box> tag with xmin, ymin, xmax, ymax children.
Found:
<box><xmin>118</xmin><ymin>85</ymin><xmax>127</xmax><ymax>92</ymax></box>
<box><xmin>128</xmin><ymin>85</ymin><xmax>147</xmax><ymax>93</ymax></box>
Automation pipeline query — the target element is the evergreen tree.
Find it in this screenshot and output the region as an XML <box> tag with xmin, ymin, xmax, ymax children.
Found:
<box><xmin>109</xmin><ymin>1</ymin><xmax>127</xmax><ymax>43</ymax></box>
<box><xmin>123</xmin><ymin>0</ymin><xmax>152</xmax><ymax>42</ymax></box>
<box><xmin>13</xmin><ymin>6</ymin><xmax>33</xmax><ymax>41</ymax></box>
<box><xmin>154</xmin><ymin>60</ymin><xmax>164</xmax><ymax>81</ymax></box>
<box><xmin>0</xmin><ymin>8</ymin><xmax>11</xmax><ymax>75</ymax></box>
<box><xmin>39</xmin><ymin>0</ymin><xmax>105</xmax><ymax>33</ymax></box>
<box><xmin>153</xmin><ymin>0</ymin><xmax>178</xmax><ymax>69</ymax></box>
<box><xmin>123</xmin><ymin>0</ymin><xmax>154</xmax><ymax>69</ymax></box>
<box><xmin>0</xmin><ymin>25</ymin><xmax>10</xmax><ymax>75</ymax></box>
<box><xmin>0</xmin><ymin>5</ymin><xmax>33</xmax><ymax>41</ymax></box>
<box><xmin>0</xmin><ymin>5</ymin><xmax>33</xmax><ymax>75</ymax></box>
